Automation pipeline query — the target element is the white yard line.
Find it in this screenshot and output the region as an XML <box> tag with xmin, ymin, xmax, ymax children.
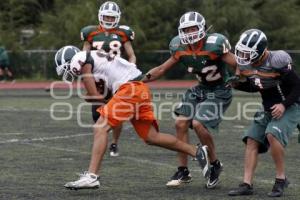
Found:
<box><xmin>0</xmin><ymin>107</ymin><xmax>91</xmax><ymax>114</ymax></box>
<box><xmin>0</xmin><ymin>133</ymin><xmax>93</xmax><ymax>144</ymax></box>
<box><xmin>0</xmin><ymin>132</ymin><xmax>24</xmax><ymax>136</ymax></box>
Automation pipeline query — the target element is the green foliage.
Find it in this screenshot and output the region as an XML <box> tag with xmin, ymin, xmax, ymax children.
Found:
<box><xmin>1</xmin><ymin>0</ymin><xmax>300</xmax><ymax>79</ymax></box>
<box><xmin>1</xmin><ymin>0</ymin><xmax>300</xmax><ymax>50</ymax></box>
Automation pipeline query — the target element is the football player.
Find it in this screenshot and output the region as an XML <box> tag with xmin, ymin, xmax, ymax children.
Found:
<box><xmin>55</xmin><ymin>45</ymin><xmax>210</xmax><ymax>190</ymax></box>
<box><xmin>0</xmin><ymin>46</ymin><xmax>14</xmax><ymax>82</ymax></box>
<box><xmin>80</xmin><ymin>1</ymin><xmax>136</xmax><ymax>157</ymax></box>
<box><xmin>142</xmin><ymin>11</ymin><xmax>237</xmax><ymax>188</ymax></box>
<box><xmin>228</xmin><ymin>29</ymin><xmax>300</xmax><ymax>197</ymax></box>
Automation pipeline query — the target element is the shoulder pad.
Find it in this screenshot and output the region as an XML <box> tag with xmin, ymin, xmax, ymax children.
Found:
<box><xmin>169</xmin><ymin>36</ymin><xmax>182</xmax><ymax>56</ymax></box>
<box><xmin>117</xmin><ymin>25</ymin><xmax>135</xmax><ymax>41</ymax></box>
<box><xmin>80</xmin><ymin>25</ymin><xmax>98</xmax><ymax>41</ymax></box>
<box><xmin>205</xmin><ymin>33</ymin><xmax>231</xmax><ymax>56</ymax></box>
<box><xmin>270</xmin><ymin>50</ymin><xmax>292</xmax><ymax>70</ymax></box>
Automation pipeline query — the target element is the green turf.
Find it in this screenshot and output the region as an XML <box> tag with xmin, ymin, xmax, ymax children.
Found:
<box><xmin>0</xmin><ymin>89</ymin><xmax>299</xmax><ymax>200</ymax></box>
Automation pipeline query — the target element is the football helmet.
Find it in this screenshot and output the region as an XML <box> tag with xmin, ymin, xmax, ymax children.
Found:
<box><xmin>54</xmin><ymin>45</ymin><xmax>80</xmax><ymax>82</ymax></box>
<box><xmin>178</xmin><ymin>11</ymin><xmax>206</xmax><ymax>44</ymax></box>
<box><xmin>98</xmin><ymin>1</ymin><xmax>121</xmax><ymax>29</ymax></box>
<box><xmin>235</xmin><ymin>29</ymin><xmax>267</xmax><ymax>65</ymax></box>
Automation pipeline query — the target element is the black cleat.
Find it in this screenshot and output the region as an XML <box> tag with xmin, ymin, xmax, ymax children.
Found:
<box><xmin>267</xmin><ymin>178</ymin><xmax>289</xmax><ymax>197</ymax></box>
<box><xmin>228</xmin><ymin>183</ymin><xmax>254</xmax><ymax>196</ymax></box>
<box><xmin>196</xmin><ymin>145</ymin><xmax>210</xmax><ymax>179</ymax></box>
<box><xmin>166</xmin><ymin>167</ymin><xmax>192</xmax><ymax>187</ymax></box>
<box><xmin>109</xmin><ymin>143</ymin><xmax>119</xmax><ymax>157</ymax></box>
<box><xmin>206</xmin><ymin>161</ymin><xmax>223</xmax><ymax>189</ymax></box>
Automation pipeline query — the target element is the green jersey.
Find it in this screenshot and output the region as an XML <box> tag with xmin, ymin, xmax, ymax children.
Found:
<box><xmin>0</xmin><ymin>47</ymin><xmax>9</xmax><ymax>66</ymax></box>
<box><xmin>80</xmin><ymin>25</ymin><xmax>135</xmax><ymax>57</ymax></box>
<box><xmin>169</xmin><ymin>33</ymin><xmax>231</xmax><ymax>87</ymax></box>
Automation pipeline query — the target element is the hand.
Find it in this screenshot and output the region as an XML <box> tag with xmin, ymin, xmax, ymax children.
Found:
<box><xmin>225</xmin><ymin>75</ymin><xmax>240</xmax><ymax>88</ymax></box>
<box><xmin>271</xmin><ymin>103</ymin><xmax>285</xmax><ymax>119</ymax></box>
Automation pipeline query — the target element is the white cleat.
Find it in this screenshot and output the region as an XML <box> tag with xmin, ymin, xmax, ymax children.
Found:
<box><xmin>64</xmin><ymin>171</ymin><xmax>100</xmax><ymax>190</ymax></box>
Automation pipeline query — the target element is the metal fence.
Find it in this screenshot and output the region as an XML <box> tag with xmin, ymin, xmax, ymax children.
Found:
<box><xmin>6</xmin><ymin>50</ymin><xmax>300</xmax><ymax>80</ymax></box>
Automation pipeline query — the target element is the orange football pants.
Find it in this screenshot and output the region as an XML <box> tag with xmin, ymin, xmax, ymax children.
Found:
<box><xmin>97</xmin><ymin>81</ymin><xmax>158</xmax><ymax>140</ymax></box>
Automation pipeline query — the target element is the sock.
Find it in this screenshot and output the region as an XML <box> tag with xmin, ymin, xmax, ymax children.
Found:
<box><xmin>178</xmin><ymin>166</ymin><xmax>188</xmax><ymax>171</ymax></box>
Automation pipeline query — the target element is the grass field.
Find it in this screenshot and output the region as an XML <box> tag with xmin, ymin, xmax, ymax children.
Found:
<box><xmin>0</xmin><ymin>88</ymin><xmax>299</xmax><ymax>200</ymax></box>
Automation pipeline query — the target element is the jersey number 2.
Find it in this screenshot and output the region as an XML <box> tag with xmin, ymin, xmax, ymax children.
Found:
<box><xmin>202</xmin><ymin>65</ymin><xmax>221</xmax><ymax>81</ymax></box>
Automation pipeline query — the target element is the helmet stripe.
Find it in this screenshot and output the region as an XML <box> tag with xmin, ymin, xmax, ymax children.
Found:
<box><xmin>189</xmin><ymin>12</ymin><xmax>196</xmax><ymax>21</ymax></box>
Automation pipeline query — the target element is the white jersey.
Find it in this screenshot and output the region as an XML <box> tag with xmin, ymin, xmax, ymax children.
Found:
<box><xmin>70</xmin><ymin>51</ymin><xmax>142</xmax><ymax>93</ymax></box>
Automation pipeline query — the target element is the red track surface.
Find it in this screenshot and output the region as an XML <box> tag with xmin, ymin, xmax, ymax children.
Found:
<box><xmin>0</xmin><ymin>80</ymin><xmax>197</xmax><ymax>90</ymax></box>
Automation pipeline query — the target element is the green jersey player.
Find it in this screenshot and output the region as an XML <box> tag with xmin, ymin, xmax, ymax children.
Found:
<box><xmin>80</xmin><ymin>1</ymin><xmax>136</xmax><ymax>157</ymax></box>
<box><xmin>143</xmin><ymin>11</ymin><xmax>237</xmax><ymax>189</ymax></box>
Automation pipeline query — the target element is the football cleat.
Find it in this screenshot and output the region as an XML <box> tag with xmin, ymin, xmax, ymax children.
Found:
<box><xmin>206</xmin><ymin>161</ymin><xmax>223</xmax><ymax>189</ymax></box>
<box><xmin>166</xmin><ymin>167</ymin><xmax>192</xmax><ymax>187</ymax></box>
<box><xmin>109</xmin><ymin>143</ymin><xmax>119</xmax><ymax>157</ymax></box>
<box><xmin>196</xmin><ymin>145</ymin><xmax>210</xmax><ymax>179</ymax></box>
<box><xmin>228</xmin><ymin>183</ymin><xmax>254</xmax><ymax>196</ymax></box>
<box><xmin>64</xmin><ymin>171</ymin><xmax>100</xmax><ymax>190</ymax></box>
<box><xmin>267</xmin><ymin>177</ymin><xmax>289</xmax><ymax>197</ymax></box>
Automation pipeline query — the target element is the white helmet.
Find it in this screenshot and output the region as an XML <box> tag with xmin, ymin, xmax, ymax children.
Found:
<box><xmin>98</xmin><ymin>1</ymin><xmax>121</xmax><ymax>29</ymax></box>
<box><xmin>178</xmin><ymin>11</ymin><xmax>206</xmax><ymax>44</ymax></box>
<box><xmin>54</xmin><ymin>45</ymin><xmax>80</xmax><ymax>82</ymax></box>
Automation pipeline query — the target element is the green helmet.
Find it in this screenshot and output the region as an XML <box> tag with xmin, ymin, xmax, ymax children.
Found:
<box><xmin>235</xmin><ymin>29</ymin><xmax>267</xmax><ymax>65</ymax></box>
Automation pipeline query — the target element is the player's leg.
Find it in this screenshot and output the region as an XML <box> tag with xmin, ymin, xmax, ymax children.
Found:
<box><xmin>64</xmin><ymin>116</ymin><xmax>111</xmax><ymax>190</ymax></box>
<box><xmin>0</xmin><ymin>67</ymin><xmax>4</xmax><ymax>81</ymax></box>
<box><xmin>265</xmin><ymin>105</ymin><xmax>300</xmax><ymax>197</ymax></box>
<box><xmin>229</xmin><ymin>111</ymin><xmax>269</xmax><ymax>196</ymax></box>
<box><xmin>4</xmin><ymin>67</ymin><xmax>14</xmax><ymax>81</ymax></box>
<box><xmin>166</xmin><ymin>87</ymin><xmax>200</xmax><ymax>186</ymax></box>
<box><xmin>109</xmin><ymin>124</ymin><xmax>122</xmax><ymax>156</ymax></box>
<box><xmin>92</xmin><ymin>103</ymin><xmax>121</xmax><ymax>157</ymax></box>
<box><xmin>266</xmin><ymin>133</ymin><xmax>289</xmax><ymax>197</ymax></box>
<box><xmin>131</xmin><ymin>120</ymin><xmax>209</xmax><ymax>183</ymax></box>
<box><xmin>192</xmin><ymin>87</ymin><xmax>232</xmax><ymax>188</ymax></box>
<box><xmin>166</xmin><ymin>116</ymin><xmax>191</xmax><ymax>187</ymax></box>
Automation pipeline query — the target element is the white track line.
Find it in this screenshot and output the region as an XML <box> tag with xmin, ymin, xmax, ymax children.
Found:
<box><xmin>0</xmin><ymin>107</ymin><xmax>90</xmax><ymax>114</ymax></box>
<box><xmin>0</xmin><ymin>133</ymin><xmax>92</xmax><ymax>144</ymax></box>
<box><xmin>0</xmin><ymin>132</ymin><xmax>24</xmax><ymax>136</ymax></box>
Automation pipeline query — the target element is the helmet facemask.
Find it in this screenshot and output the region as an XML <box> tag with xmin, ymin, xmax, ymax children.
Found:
<box><xmin>54</xmin><ymin>45</ymin><xmax>80</xmax><ymax>83</ymax></box>
<box><xmin>56</xmin><ymin>62</ymin><xmax>75</xmax><ymax>83</ymax></box>
<box><xmin>178</xmin><ymin>25</ymin><xmax>205</xmax><ymax>44</ymax></box>
<box><xmin>234</xmin><ymin>43</ymin><xmax>260</xmax><ymax>66</ymax></box>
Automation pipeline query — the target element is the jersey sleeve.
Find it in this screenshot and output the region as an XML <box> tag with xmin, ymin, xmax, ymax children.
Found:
<box><xmin>80</xmin><ymin>26</ymin><xmax>98</xmax><ymax>42</ymax></box>
<box><xmin>118</xmin><ymin>25</ymin><xmax>135</xmax><ymax>42</ymax></box>
<box><xmin>205</xmin><ymin>33</ymin><xmax>231</xmax><ymax>56</ymax></box>
<box><xmin>169</xmin><ymin>36</ymin><xmax>181</xmax><ymax>60</ymax></box>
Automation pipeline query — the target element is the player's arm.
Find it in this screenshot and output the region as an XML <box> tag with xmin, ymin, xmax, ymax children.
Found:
<box><xmin>280</xmin><ymin>69</ymin><xmax>300</xmax><ymax>108</ymax></box>
<box><xmin>142</xmin><ymin>56</ymin><xmax>178</xmax><ymax>83</ymax></box>
<box><xmin>221</xmin><ymin>52</ymin><xmax>239</xmax><ymax>76</ymax></box>
<box><xmin>123</xmin><ymin>41</ymin><xmax>136</xmax><ymax>64</ymax></box>
<box><xmin>81</xmin><ymin>63</ymin><xmax>106</xmax><ymax>102</ymax></box>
